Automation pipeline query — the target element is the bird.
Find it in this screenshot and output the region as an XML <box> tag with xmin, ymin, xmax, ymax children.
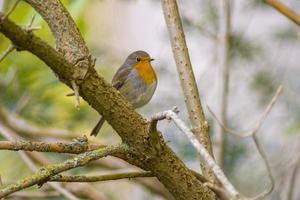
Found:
<box><xmin>90</xmin><ymin>50</ymin><xmax>157</xmax><ymax>137</ymax></box>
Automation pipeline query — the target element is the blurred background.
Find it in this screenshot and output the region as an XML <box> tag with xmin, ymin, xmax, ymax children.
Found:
<box><xmin>0</xmin><ymin>0</ymin><xmax>300</xmax><ymax>199</ymax></box>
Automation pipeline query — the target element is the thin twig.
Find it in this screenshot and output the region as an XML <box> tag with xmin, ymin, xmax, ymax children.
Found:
<box><xmin>11</xmin><ymin>191</ymin><xmax>60</xmax><ymax>198</ymax></box>
<box><xmin>20</xmin><ymin>151</ymin><xmax>80</xmax><ymax>200</ymax></box>
<box><xmin>12</xmin><ymin>92</ymin><xmax>31</xmax><ymax>115</ymax></box>
<box><xmin>15</xmin><ymin>191</ymin><xmax>60</xmax><ymax>198</ymax></box>
<box><xmin>250</xmin><ymin>134</ymin><xmax>274</xmax><ymax>200</ymax></box>
<box><xmin>204</xmin><ymin>182</ymin><xmax>231</xmax><ymax>200</ymax></box>
<box><xmin>0</xmin><ymin>144</ymin><xmax>126</xmax><ymax>198</ymax></box>
<box><xmin>0</xmin><ymin>15</ymin><xmax>40</xmax><ymax>65</ymax></box>
<box><xmin>0</xmin><ymin>45</ymin><xmax>15</xmax><ymax>63</ymax></box>
<box><xmin>154</xmin><ymin>109</ymin><xmax>241</xmax><ymax>199</ymax></box>
<box><xmin>24</xmin><ymin>15</ymin><xmax>42</xmax><ymax>32</ymax></box>
<box><xmin>182</xmin><ymin>15</ymin><xmax>222</xmax><ymax>43</ymax></box>
<box><xmin>71</xmin><ymin>80</ymin><xmax>80</xmax><ymax>109</ymax></box>
<box><xmin>286</xmin><ymin>153</ymin><xmax>300</xmax><ymax>200</ymax></box>
<box><xmin>218</xmin><ymin>0</ymin><xmax>232</xmax><ymax>169</ymax></box>
<box><xmin>0</xmin><ymin>124</ymin><xmax>80</xmax><ymax>200</ymax></box>
<box><xmin>50</xmin><ymin>171</ymin><xmax>154</xmax><ymax>182</ymax></box>
<box><xmin>264</xmin><ymin>0</ymin><xmax>300</xmax><ymax>26</ymax></box>
<box><xmin>1</xmin><ymin>0</ymin><xmax>20</xmax><ymax>20</ymax></box>
<box><xmin>208</xmin><ymin>85</ymin><xmax>283</xmax><ymax>138</ymax></box>
<box><xmin>207</xmin><ymin>86</ymin><xmax>283</xmax><ymax>199</ymax></box>
<box><xmin>0</xmin><ymin>106</ymin><xmax>76</xmax><ymax>139</ymax></box>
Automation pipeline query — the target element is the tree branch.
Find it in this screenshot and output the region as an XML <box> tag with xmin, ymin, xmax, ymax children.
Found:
<box><xmin>161</xmin><ymin>0</ymin><xmax>217</xmax><ymax>184</ymax></box>
<box><xmin>0</xmin><ymin>144</ymin><xmax>127</xmax><ymax>198</ymax></box>
<box><xmin>264</xmin><ymin>0</ymin><xmax>300</xmax><ymax>26</ymax></box>
<box><xmin>208</xmin><ymin>85</ymin><xmax>283</xmax><ymax>138</ymax></box>
<box><xmin>1</xmin><ymin>0</ymin><xmax>20</xmax><ymax>20</ymax></box>
<box><xmin>207</xmin><ymin>86</ymin><xmax>283</xmax><ymax>200</ymax></box>
<box><xmin>218</xmin><ymin>0</ymin><xmax>232</xmax><ymax>169</ymax></box>
<box><xmin>0</xmin><ymin>140</ymin><xmax>103</xmax><ymax>154</ymax></box>
<box><xmin>0</xmin><ymin>123</ymin><xmax>81</xmax><ymax>200</ymax></box>
<box><xmin>286</xmin><ymin>153</ymin><xmax>300</xmax><ymax>200</ymax></box>
<box><xmin>50</xmin><ymin>171</ymin><xmax>154</xmax><ymax>182</ymax></box>
<box><xmin>0</xmin><ymin>2</ymin><xmax>216</xmax><ymax>198</ymax></box>
<box><xmin>23</xmin><ymin>0</ymin><xmax>91</xmax><ymax>80</ymax></box>
<box><xmin>153</xmin><ymin>109</ymin><xmax>241</xmax><ymax>199</ymax></box>
<box><xmin>0</xmin><ymin>106</ymin><xmax>76</xmax><ymax>139</ymax></box>
<box><xmin>0</xmin><ymin>45</ymin><xmax>15</xmax><ymax>63</ymax></box>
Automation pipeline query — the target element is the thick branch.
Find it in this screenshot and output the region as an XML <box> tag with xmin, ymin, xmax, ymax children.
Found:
<box><xmin>0</xmin><ymin>13</ymin><xmax>215</xmax><ymax>200</ymax></box>
<box><xmin>24</xmin><ymin>0</ymin><xmax>91</xmax><ymax>80</ymax></box>
<box><xmin>161</xmin><ymin>0</ymin><xmax>217</xmax><ymax>184</ymax></box>
<box><xmin>0</xmin><ymin>145</ymin><xmax>126</xmax><ymax>198</ymax></box>
<box><xmin>0</xmin><ymin>140</ymin><xmax>103</xmax><ymax>154</ymax></box>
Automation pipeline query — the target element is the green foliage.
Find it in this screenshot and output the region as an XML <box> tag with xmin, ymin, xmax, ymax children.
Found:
<box><xmin>251</xmin><ymin>70</ymin><xmax>277</xmax><ymax>103</ymax></box>
<box><xmin>224</xmin><ymin>138</ymin><xmax>247</xmax><ymax>174</ymax></box>
<box><xmin>202</xmin><ymin>0</ymin><xmax>220</xmax><ymax>32</ymax></box>
<box><xmin>0</xmin><ymin>1</ymin><xmax>92</xmax><ymax>131</ymax></box>
<box><xmin>229</xmin><ymin>32</ymin><xmax>262</xmax><ymax>62</ymax></box>
<box><xmin>273</xmin><ymin>26</ymin><xmax>300</xmax><ymax>41</ymax></box>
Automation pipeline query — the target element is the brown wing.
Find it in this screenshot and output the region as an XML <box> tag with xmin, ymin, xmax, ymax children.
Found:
<box><xmin>112</xmin><ymin>65</ymin><xmax>132</xmax><ymax>90</ymax></box>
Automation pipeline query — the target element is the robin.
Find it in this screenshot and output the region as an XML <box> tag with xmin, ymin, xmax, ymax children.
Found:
<box><xmin>90</xmin><ymin>50</ymin><xmax>157</xmax><ymax>136</ymax></box>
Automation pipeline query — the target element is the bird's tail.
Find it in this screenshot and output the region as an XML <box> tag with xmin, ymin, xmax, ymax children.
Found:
<box><xmin>90</xmin><ymin>117</ymin><xmax>105</xmax><ymax>137</ymax></box>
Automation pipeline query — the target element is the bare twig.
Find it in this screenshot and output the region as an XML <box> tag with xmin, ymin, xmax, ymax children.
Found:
<box><xmin>20</xmin><ymin>143</ymin><xmax>109</xmax><ymax>200</ymax></box>
<box><xmin>11</xmin><ymin>191</ymin><xmax>60</xmax><ymax>198</ymax></box>
<box><xmin>207</xmin><ymin>86</ymin><xmax>283</xmax><ymax>199</ymax></box>
<box><xmin>154</xmin><ymin>109</ymin><xmax>241</xmax><ymax>199</ymax></box>
<box><xmin>0</xmin><ymin>5</ymin><xmax>217</xmax><ymax>199</ymax></box>
<box><xmin>208</xmin><ymin>85</ymin><xmax>283</xmax><ymax>138</ymax></box>
<box><xmin>182</xmin><ymin>15</ymin><xmax>222</xmax><ymax>43</ymax></box>
<box><xmin>0</xmin><ymin>15</ymin><xmax>40</xmax><ymax>64</ymax></box>
<box><xmin>0</xmin><ymin>144</ymin><xmax>127</xmax><ymax>198</ymax></box>
<box><xmin>0</xmin><ymin>45</ymin><xmax>15</xmax><ymax>63</ymax></box>
<box><xmin>12</xmin><ymin>92</ymin><xmax>31</xmax><ymax>114</ymax></box>
<box><xmin>0</xmin><ymin>106</ymin><xmax>76</xmax><ymax>139</ymax></box>
<box><xmin>204</xmin><ymin>182</ymin><xmax>231</xmax><ymax>200</ymax></box>
<box><xmin>24</xmin><ymin>15</ymin><xmax>42</xmax><ymax>32</ymax></box>
<box><xmin>20</xmin><ymin>152</ymin><xmax>80</xmax><ymax>200</ymax></box>
<box><xmin>264</xmin><ymin>0</ymin><xmax>300</xmax><ymax>26</ymax></box>
<box><xmin>0</xmin><ymin>123</ymin><xmax>80</xmax><ymax>200</ymax></box>
<box><xmin>1</xmin><ymin>0</ymin><xmax>20</xmax><ymax>20</ymax></box>
<box><xmin>286</xmin><ymin>153</ymin><xmax>300</xmax><ymax>200</ymax></box>
<box><xmin>218</xmin><ymin>0</ymin><xmax>232</xmax><ymax>169</ymax></box>
<box><xmin>161</xmin><ymin>0</ymin><xmax>217</xmax><ymax>184</ymax></box>
<box><xmin>71</xmin><ymin>80</ymin><xmax>80</xmax><ymax>109</ymax></box>
<box><xmin>250</xmin><ymin>134</ymin><xmax>274</xmax><ymax>200</ymax></box>
<box><xmin>64</xmin><ymin>183</ymin><xmax>107</xmax><ymax>200</ymax></box>
<box><xmin>50</xmin><ymin>171</ymin><xmax>154</xmax><ymax>182</ymax></box>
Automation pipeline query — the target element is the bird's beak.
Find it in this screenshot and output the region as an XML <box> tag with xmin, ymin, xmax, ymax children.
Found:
<box><xmin>150</xmin><ymin>58</ymin><xmax>155</xmax><ymax>62</ymax></box>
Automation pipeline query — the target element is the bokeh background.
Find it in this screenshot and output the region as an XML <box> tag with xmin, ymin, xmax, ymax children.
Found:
<box><xmin>0</xmin><ymin>0</ymin><xmax>300</xmax><ymax>199</ymax></box>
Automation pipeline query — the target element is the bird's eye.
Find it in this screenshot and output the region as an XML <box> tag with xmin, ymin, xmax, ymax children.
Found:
<box><xmin>136</xmin><ymin>57</ymin><xmax>141</xmax><ymax>62</ymax></box>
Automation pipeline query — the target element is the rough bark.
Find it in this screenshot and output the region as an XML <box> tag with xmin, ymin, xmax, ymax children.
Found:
<box><xmin>0</xmin><ymin>2</ymin><xmax>215</xmax><ymax>199</ymax></box>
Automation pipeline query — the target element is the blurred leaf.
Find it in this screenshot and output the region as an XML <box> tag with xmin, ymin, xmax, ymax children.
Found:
<box><xmin>203</xmin><ymin>0</ymin><xmax>220</xmax><ymax>32</ymax></box>
<box><xmin>273</xmin><ymin>26</ymin><xmax>300</xmax><ymax>41</ymax></box>
<box><xmin>224</xmin><ymin>139</ymin><xmax>247</xmax><ymax>174</ymax></box>
<box><xmin>251</xmin><ymin>70</ymin><xmax>277</xmax><ymax>104</ymax></box>
<box><xmin>229</xmin><ymin>32</ymin><xmax>262</xmax><ymax>61</ymax></box>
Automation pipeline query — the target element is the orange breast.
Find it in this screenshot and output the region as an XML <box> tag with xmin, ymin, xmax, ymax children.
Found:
<box><xmin>133</xmin><ymin>62</ymin><xmax>157</xmax><ymax>85</ymax></box>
